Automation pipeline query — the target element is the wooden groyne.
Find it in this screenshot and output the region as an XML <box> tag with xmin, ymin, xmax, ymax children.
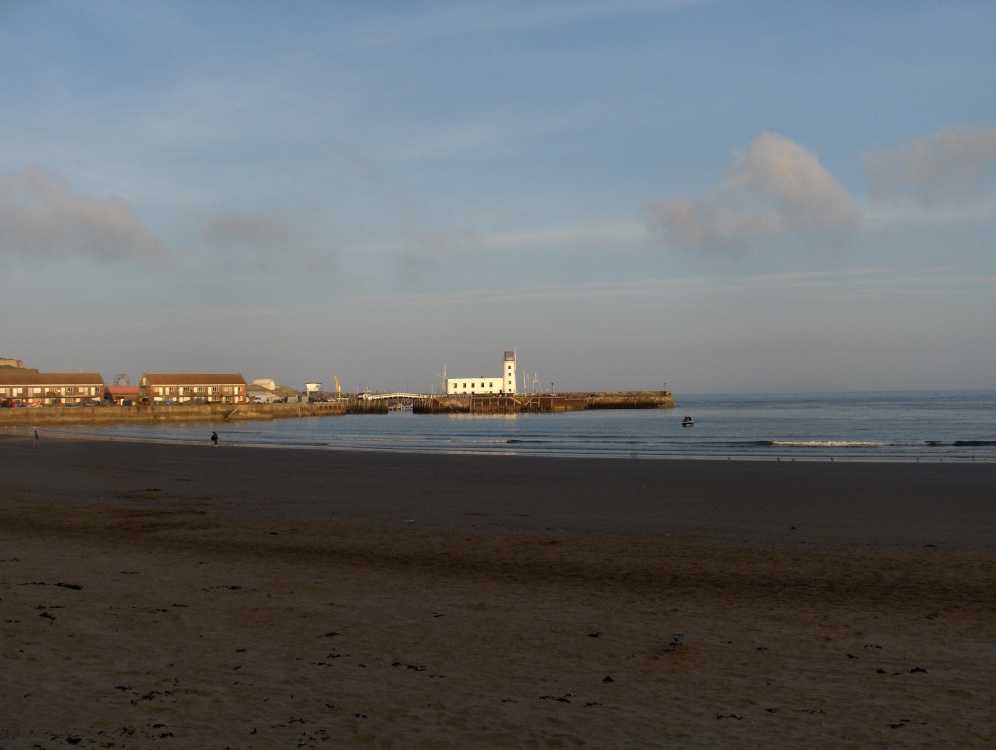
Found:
<box><xmin>414</xmin><ymin>391</ymin><xmax>673</xmax><ymax>414</ymax></box>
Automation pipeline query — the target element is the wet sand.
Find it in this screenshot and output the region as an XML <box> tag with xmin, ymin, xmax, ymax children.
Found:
<box><xmin>2</xmin><ymin>435</ymin><xmax>994</xmax><ymax>747</ymax></box>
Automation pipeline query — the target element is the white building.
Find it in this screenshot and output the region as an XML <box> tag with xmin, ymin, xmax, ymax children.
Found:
<box><xmin>446</xmin><ymin>350</ymin><xmax>517</xmax><ymax>395</ymax></box>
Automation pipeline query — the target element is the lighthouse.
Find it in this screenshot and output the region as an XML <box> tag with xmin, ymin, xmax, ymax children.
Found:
<box><xmin>503</xmin><ymin>349</ymin><xmax>517</xmax><ymax>394</ymax></box>
<box><xmin>445</xmin><ymin>349</ymin><xmax>518</xmax><ymax>395</ymax></box>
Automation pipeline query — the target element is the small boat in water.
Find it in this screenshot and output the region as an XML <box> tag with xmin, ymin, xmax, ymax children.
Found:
<box><xmin>681</xmin><ymin>416</ymin><xmax>694</xmax><ymax>427</ymax></box>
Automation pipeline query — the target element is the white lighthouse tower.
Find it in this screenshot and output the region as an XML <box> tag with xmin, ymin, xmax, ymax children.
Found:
<box><xmin>503</xmin><ymin>350</ymin><xmax>517</xmax><ymax>394</ymax></box>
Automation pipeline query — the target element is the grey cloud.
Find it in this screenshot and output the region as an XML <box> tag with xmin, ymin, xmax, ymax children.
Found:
<box><xmin>203</xmin><ymin>211</ymin><xmax>339</xmax><ymax>273</ymax></box>
<box><xmin>0</xmin><ymin>166</ymin><xmax>168</xmax><ymax>262</ymax></box>
<box><xmin>647</xmin><ymin>133</ymin><xmax>857</xmax><ymax>252</ymax></box>
<box><xmin>204</xmin><ymin>212</ymin><xmax>290</xmax><ymax>256</ymax></box>
<box><xmin>396</xmin><ymin>249</ymin><xmax>441</xmax><ymax>286</ymax></box>
<box><xmin>396</xmin><ymin>227</ymin><xmax>483</xmax><ymax>285</ymax></box>
<box><xmin>866</xmin><ymin>126</ymin><xmax>996</xmax><ymax>205</ymax></box>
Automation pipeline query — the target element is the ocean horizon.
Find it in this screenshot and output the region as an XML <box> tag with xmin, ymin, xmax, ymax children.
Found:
<box><xmin>21</xmin><ymin>389</ymin><xmax>996</xmax><ymax>463</ymax></box>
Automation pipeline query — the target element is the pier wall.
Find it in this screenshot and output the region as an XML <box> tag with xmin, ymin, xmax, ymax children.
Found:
<box><xmin>579</xmin><ymin>391</ymin><xmax>675</xmax><ymax>409</ymax></box>
<box><xmin>414</xmin><ymin>391</ymin><xmax>673</xmax><ymax>414</ymax></box>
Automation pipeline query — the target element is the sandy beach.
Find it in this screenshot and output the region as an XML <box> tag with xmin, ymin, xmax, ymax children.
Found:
<box><xmin>2</xmin><ymin>434</ymin><xmax>994</xmax><ymax>748</ymax></box>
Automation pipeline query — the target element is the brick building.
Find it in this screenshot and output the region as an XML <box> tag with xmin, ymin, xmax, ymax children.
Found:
<box><xmin>140</xmin><ymin>373</ymin><xmax>248</xmax><ymax>404</ymax></box>
<box><xmin>0</xmin><ymin>370</ymin><xmax>105</xmax><ymax>406</ymax></box>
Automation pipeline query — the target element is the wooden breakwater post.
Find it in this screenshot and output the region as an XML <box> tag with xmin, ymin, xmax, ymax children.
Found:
<box><xmin>413</xmin><ymin>396</ymin><xmax>470</xmax><ymax>414</ymax></box>
<box><xmin>517</xmin><ymin>395</ymin><xmax>588</xmax><ymax>413</ymax></box>
<box><xmin>471</xmin><ymin>395</ymin><xmax>522</xmax><ymax>414</ymax></box>
<box><xmin>412</xmin><ymin>395</ymin><xmax>529</xmax><ymax>414</ymax></box>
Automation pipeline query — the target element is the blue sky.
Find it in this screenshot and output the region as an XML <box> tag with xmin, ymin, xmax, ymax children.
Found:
<box><xmin>2</xmin><ymin>0</ymin><xmax>994</xmax><ymax>394</ymax></box>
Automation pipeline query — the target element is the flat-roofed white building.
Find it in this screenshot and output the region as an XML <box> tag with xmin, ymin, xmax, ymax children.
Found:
<box><xmin>446</xmin><ymin>350</ymin><xmax>517</xmax><ymax>395</ymax></box>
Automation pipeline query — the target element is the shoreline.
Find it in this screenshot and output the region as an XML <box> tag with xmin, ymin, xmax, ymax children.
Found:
<box><xmin>2</xmin><ymin>434</ymin><xmax>994</xmax><ymax>747</ymax></box>
<box><xmin>3</xmin><ymin>432</ymin><xmax>996</xmax><ymax>547</ymax></box>
<box><xmin>6</xmin><ymin>423</ymin><xmax>994</xmax><ymax>465</ymax></box>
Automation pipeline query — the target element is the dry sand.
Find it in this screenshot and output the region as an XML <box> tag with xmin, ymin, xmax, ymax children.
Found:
<box><xmin>1</xmin><ymin>434</ymin><xmax>994</xmax><ymax>748</ymax></box>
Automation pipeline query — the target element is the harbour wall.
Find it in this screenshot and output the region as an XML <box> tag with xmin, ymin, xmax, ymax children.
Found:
<box><xmin>1</xmin><ymin>391</ymin><xmax>672</xmax><ymax>424</ymax></box>
<box><xmin>344</xmin><ymin>400</ymin><xmax>389</xmax><ymax>415</ymax></box>
<box><xmin>0</xmin><ymin>401</ymin><xmax>345</xmax><ymax>426</ymax></box>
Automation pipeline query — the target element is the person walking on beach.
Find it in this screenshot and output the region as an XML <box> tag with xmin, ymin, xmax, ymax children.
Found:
<box><xmin>33</xmin><ymin>428</ymin><xmax>39</xmax><ymax>447</ymax></box>
<box><xmin>211</xmin><ymin>431</ymin><xmax>218</xmax><ymax>446</ymax></box>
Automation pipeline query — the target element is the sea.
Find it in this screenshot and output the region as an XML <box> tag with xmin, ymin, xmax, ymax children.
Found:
<box><xmin>34</xmin><ymin>390</ymin><xmax>996</xmax><ymax>463</ymax></box>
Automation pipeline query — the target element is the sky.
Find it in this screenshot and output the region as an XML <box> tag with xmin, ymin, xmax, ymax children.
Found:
<box><xmin>2</xmin><ymin>0</ymin><xmax>994</xmax><ymax>395</ymax></box>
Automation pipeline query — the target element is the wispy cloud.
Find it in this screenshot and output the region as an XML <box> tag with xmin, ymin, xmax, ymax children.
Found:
<box><xmin>327</xmin><ymin>265</ymin><xmax>996</xmax><ymax>316</ymax></box>
<box><xmin>483</xmin><ymin>220</ymin><xmax>646</xmax><ymax>250</ymax></box>
<box><xmin>863</xmin><ymin>195</ymin><xmax>996</xmax><ymax>225</ymax></box>
<box><xmin>646</xmin><ymin>133</ymin><xmax>857</xmax><ymax>252</ymax></box>
<box><xmin>388</xmin><ymin>219</ymin><xmax>646</xmax><ymax>283</ymax></box>
<box><xmin>866</xmin><ymin>126</ymin><xmax>996</xmax><ymax>206</ymax></box>
<box><xmin>355</xmin><ymin>219</ymin><xmax>644</xmax><ymax>255</ymax></box>
<box><xmin>0</xmin><ymin>166</ymin><xmax>168</xmax><ymax>262</ymax></box>
<box><xmin>334</xmin><ymin>0</ymin><xmax>718</xmax><ymax>52</ymax></box>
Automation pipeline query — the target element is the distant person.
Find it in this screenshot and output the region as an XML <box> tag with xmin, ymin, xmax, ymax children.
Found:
<box><xmin>211</xmin><ymin>431</ymin><xmax>218</xmax><ymax>446</ymax></box>
<box><xmin>33</xmin><ymin>428</ymin><xmax>39</xmax><ymax>447</ymax></box>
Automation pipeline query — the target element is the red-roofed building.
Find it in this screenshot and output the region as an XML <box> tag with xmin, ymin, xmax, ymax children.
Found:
<box><xmin>104</xmin><ymin>385</ymin><xmax>141</xmax><ymax>405</ymax></box>
<box><xmin>0</xmin><ymin>371</ymin><xmax>105</xmax><ymax>406</ymax></box>
<box><xmin>140</xmin><ymin>374</ymin><xmax>248</xmax><ymax>404</ymax></box>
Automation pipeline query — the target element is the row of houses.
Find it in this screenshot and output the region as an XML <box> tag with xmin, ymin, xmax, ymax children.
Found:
<box><xmin>0</xmin><ymin>370</ymin><xmax>248</xmax><ymax>407</ymax></box>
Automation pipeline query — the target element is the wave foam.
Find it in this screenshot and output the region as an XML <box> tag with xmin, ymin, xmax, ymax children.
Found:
<box><xmin>769</xmin><ymin>440</ymin><xmax>888</xmax><ymax>448</ymax></box>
